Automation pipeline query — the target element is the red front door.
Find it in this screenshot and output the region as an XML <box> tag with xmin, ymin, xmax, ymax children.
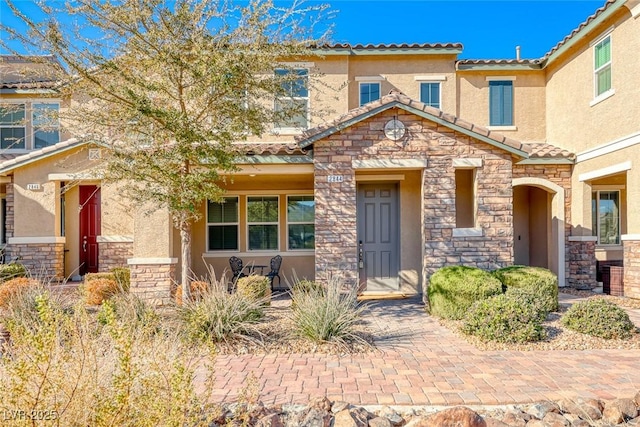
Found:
<box><xmin>79</xmin><ymin>185</ymin><xmax>101</xmax><ymax>275</ymax></box>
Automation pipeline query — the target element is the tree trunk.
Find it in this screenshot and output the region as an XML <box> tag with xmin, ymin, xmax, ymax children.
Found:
<box><xmin>180</xmin><ymin>218</ymin><xmax>192</xmax><ymax>302</ymax></box>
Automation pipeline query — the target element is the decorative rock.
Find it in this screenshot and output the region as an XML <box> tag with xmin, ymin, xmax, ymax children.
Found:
<box><xmin>309</xmin><ymin>396</ymin><xmax>332</xmax><ymax>412</ymax></box>
<box><xmin>526</xmin><ymin>401</ymin><xmax>560</xmax><ymax>420</ymax></box>
<box><xmin>378</xmin><ymin>406</ymin><xmax>404</xmax><ymax>426</ymax></box>
<box><xmin>602</xmin><ymin>405</ymin><xmax>624</xmax><ymax>425</ymax></box>
<box><xmin>635</xmin><ymin>391</ymin><xmax>640</xmax><ymax>407</ymax></box>
<box><xmin>288</xmin><ymin>407</ymin><xmax>332</xmax><ymax>427</ymax></box>
<box><xmin>628</xmin><ymin>416</ymin><xmax>640</xmax><ymax>426</ymax></box>
<box><xmin>483</xmin><ymin>418</ymin><xmax>510</xmax><ymax>427</ymax></box>
<box><xmin>424</xmin><ymin>406</ymin><xmax>486</xmax><ymax>427</ymax></box>
<box><xmin>570</xmin><ymin>420</ymin><xmax>591</xmax><ymax>427</ymax></box>
<box><xmin>331</xmin><ymin>401</ymin><xmax>351</xmax><ymax>414</ymax></box>
<box><xmin>333</xmin><ymin>409</ymin><xmax>367</xmax><ymax>427</ymax></box>
<box><xmin>607</xmin><ymin>398</ymin><xmax>639</xmax><ymax>420</ymax></box>
<box><xmin>523</xmin><ymin>420</ymin><xmax>545</xmax><ymax>427</ymax></box>
<box><xmin>541</xmin><ymin>412</ymin><xmax>570</xmax><ymax>427</ymax></box>
<box><xmin>368</xmin><ymin>417</ymin><xmax>392</xmax><ymax>427</ymax></box>
<box><xmin>500</xmin><ymin>410</ymin><xmax>530</xmax><ymax>426</ymax></box>
<box><xmin>256</xmin><ymin>413</ymin><xmax>284</xmax><ymax>427</ymax></box>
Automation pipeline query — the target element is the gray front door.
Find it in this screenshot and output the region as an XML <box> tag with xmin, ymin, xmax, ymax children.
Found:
<box><xmin>357</xmin><ymin>183</ymin><xmax>399</xmax><ymax>291</ymax></box>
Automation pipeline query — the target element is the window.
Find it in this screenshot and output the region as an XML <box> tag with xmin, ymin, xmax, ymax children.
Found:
<box><xmin>287</xmin><ymin>195</ymin><xmax>314</xmax><ymax>250</ymax></box>
<box><xmin>247</xmin><ymin>196</ymin><xmax>278</xmax><ymax>250</ymax></box>
<box><xmin>592</xmin><ymin>190</ymin><xmax>620</xmax><ymax>245</ymax></box>
<box><xmin>489</xmin><ymin>81</ymin><xmax>513</xmax><ymax>126</ymax></box>
<box><xmin>455</xmin><ymin>169</ymin><xmax>475</xmax><ymax>228</ymax></box>
<box><xmin>207</xmin><ymin>197</ymin><xmax>239</xmax><ymax>251</ymax></box>
<box><xmin>33</xmin><ymin>103</ymin><xmax>60</xmax><ymax>148</ymax></box>
<box><xmin>275</xmin><ymin>69</ymin><xmax>308</xmax><ymax>129</ymax></box>
<box><xmin>359</xmin><ymin>82</ymin><xmax>380</xmax><ymax>106</ymax></box>
<box><xmin>419</xmin><ymin>82</ymin><xmax>441</xmax><ymax>109</ymax></box>
<box><xmin>594</xmin><ymin>35</ymin><xmax>612</xmax><ymax>97</ymax></box>
<box><xmin>0</xmin><ymin>103</ymin><xmax>26</xmax><ymax>149</ymax></box>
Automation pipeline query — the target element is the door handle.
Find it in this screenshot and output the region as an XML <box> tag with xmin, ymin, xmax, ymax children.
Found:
<box><xmin>358</xmin><ymin>240</ymin><xmax>364</xmax><ymax>269</ymax></box>
<box><xmin>83</xmin><ymin>236</ymin><xmax>87</xmax><ymax>253</ymax></box>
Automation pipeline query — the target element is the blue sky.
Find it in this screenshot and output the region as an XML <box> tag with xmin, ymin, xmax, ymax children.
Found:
<box><xmin>1</xmin><ymin>0</ymin><xmax>605</xmax><ymax>59</ymax></box>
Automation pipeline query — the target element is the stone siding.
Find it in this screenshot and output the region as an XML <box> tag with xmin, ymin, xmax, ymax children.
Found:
<box><xmin>624</xmin><ymin>240</ymin><xmax>640</xmax><ymax>298</ymax></box>
<box><xmin>567</xmin><ymin>240</ymin><xmax>597</xmax><ymax>289</ymax></box>
<box><xmin>7</xmin><ymin>243</ymin><xmax>64</xmax><ymax>281</ymax></box>
<box><xmin>98</xmin><ymin>241</ymin><xmax>134</xmax><ymax>272</ymax></box>
<box><xmin>5</xmin><ymin>183</ymin><xmax>14</xmax><ymax>240</ymax></box>
<box><xmin>313</xmin><ymin>109</ymin><xmax>517</xmax><ymax>287</ymax></box>
<box><xmin>129</xmin><ymin>262</ymin><xmax>176</xmax><ymax>305</ymax></box>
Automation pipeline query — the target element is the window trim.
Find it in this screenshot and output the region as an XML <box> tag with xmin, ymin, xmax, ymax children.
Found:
<box><xmin>32</xmin><ymin>101</ymin><xmax>61</xmax><ymax>150</ymax></box>
<box><xmin>592</xmin><ymin>30</ymin><xmax>614</xmax><ymax>101</ymax></box>
<box><xmin>592</xmin><ymin>189</ymin><xmax>621</xmax><ymax>246</ymax></box>
<box><xmin>273</xmin><ymin>68</ymin><xmax>309</xmax><ymax>133</ymax></box>
<box><xmin>0</xmin><ymin>99</ymin><xmax>61</xmax><ymax>150</ymax></box>
<box><xmin>206</xmin><ymin>196</ymin><xmax>240</xmax><ymax>252</ymax></box>
<box><xmin>359</xmin><ymin>81</ymin><xmax>381</xmax><ymax>107</ymax></box>
<box><xmin>286</xmin><ymin>194</ymin><xmax>315</xmax><ymax>251</ymax></box>
<box><xmin>0</xmin><ymin>102</ymin><xmax>27</xmax><ymax>150</ymax></box>
<box><xmin>247</xmin><ymin>195</ymin><xmax>280</xmax><ymax>251</ymax></box>
<box><xmin>419</xmin><ymin>81</ymin><xmax>442</xmax><ymax>109</ymax></box>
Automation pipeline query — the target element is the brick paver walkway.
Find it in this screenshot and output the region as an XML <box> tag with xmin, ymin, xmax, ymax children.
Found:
<box><xmin>208</xmin><ymin>293</ymin><xmax>640</xmax><ymax>406</ymax></box>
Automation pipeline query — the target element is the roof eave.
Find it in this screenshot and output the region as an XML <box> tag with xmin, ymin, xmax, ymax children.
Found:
<box><xmin>456</xmin><ymin>63</ymin><xmax>542</xmax><ymax>71</ymax></box>
<box><xmin>0</xmin><ymin>139</ymin><xmax>88</xmax><ymax>175</ymax></box>
<box><xmin>314</xmin><ymin>48</ymin><xmax>463</xmax><ymax>56</ymax></box>
<box><xmin>516</xmin><ymin>158</ymin><xmax>575</xmax><ymax>165</ymax></box>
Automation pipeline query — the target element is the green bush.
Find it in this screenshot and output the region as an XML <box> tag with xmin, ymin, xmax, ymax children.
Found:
<box><xmin>426</xmin><ymin>266</ymin><xmax>503</xmax><ymax>320</ymax></box>
<box><xmin>561</xmin><ymin>298</ymin><xmax>635</xmax><ymax>340</ymax></box>
<box><xmin>98</xmin><ymin>293</ymin><xmax>160</xmax><ymax>335</ymax></box>
<box><xmin>111</xmin><ymin>267</ymin><xmax>131</xmax><ymax>292</ymax></box>
<box><xmin>289</xmin><ymin>277</ymin><xmax>366</xmax><ymax>347</ymax></box>
<box><xmin>179</xmin><ymin>286</ymin><xmax>264</xmax><ymax>344</ymax></box>
<box><xmin>0</xmin><ymin>263</ymin><xmax>27</xmax><ymax>281</ymax></box>
<box><xmin>462</xmin><ymin>293</ymin><xmax>546</xmax><ymax>343</ymax></box>
<box><xmin>493</xmin><ymin>265</ymin><xmax>558</xmax><ymax>313</ymax></box>
<box><xmin>236</xmin><ymin>275</ymin><xmax>271</xmax><ymax>306</ymax></box>
<box><xmin>292</xmin><ymin>279</ymin><xmax>325</xmax><ymax>296</ymax></box>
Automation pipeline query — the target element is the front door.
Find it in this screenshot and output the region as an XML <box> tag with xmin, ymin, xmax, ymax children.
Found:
<box><xmin>79</xmin><ymin>185</ymin><xmax>101</xmax><ymax>275</ymax></box>
<box><xmin>357</xmin><ymin>183</ymin><xmax>399</xmax><ymax>291</ymax></box>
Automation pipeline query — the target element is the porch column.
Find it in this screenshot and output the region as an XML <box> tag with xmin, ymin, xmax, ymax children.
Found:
<box><xmin>622</xmin><ymin>236</ymin><xmax>640</xmax><ymax>298</ymax></box>
<box><xmin>128</xmin><ymin>205</ymin><xmax>176</xmax><ymax>305</ymax></box>
<box><xmin>567</xmin><ymin>236</ymin><xmax>597</xmax><ymax>289</ymax></box>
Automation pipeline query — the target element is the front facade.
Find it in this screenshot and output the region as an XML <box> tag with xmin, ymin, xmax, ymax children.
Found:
<box><xmin>1</xmin><ymin>0</ymin><xmax>639</xmax><ymax>300</ymax></box>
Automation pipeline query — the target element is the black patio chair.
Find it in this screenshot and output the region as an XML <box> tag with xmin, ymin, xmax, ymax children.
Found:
<box><xmin>265</xmin><ymin>255</ymin><xmax>282</xmax><ymax>291</ymax></box>
<box><xmin>229</xmin><ymin>256</ymin><xmax>247</xmax><ymax>284</ymax></box>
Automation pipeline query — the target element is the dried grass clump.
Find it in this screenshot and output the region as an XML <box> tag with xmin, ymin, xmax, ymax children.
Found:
<box><xmin>85</xmin><ymin>278</ymin><xmax>121</xmax><ymax>306</ymax></box>
<box><xmin>236</xmin><ymin>275</ymin><xmax>271</xmax><ymax>306</ymax></box>
<box><xmin>0</xmin><ymin>277</ymin><xmax>40</xmax><ymax>308</ymax></box>
<box><xmin>175</xmin><ymin>280</ymin><xmax>210</xmax><ymax>305</ymax></box>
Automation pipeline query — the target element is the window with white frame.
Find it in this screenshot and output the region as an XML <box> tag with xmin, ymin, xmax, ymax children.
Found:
<box><xmin>33</xmin><ymin>102</ymin><xmax>60</xmax><ymax>149</ymax></box>
<box><xmin>594</xmin><ymin>35</ymin><xmax>612</xmax><ymax>97</ymax></box>
<box><xmin>592</xmin><ymin>190</ymin><xmax>620</xmax><ymax>245</ymax></box>
<box><xmin>489</xmin><ymin>81</ymin><xmax>513</xmax><ymax>126</ymax></box>
<box><xmin>247</xmin><ymin>196</ymin><xmax>279</xmax><ymax>250</ymax></box>
<box><xmin>359</xmin><ymin>82</ymin><xmax>380</xmax><ymax>106</ymax></box>
<box><xmin>419</xmin><ymin>82</ymin><xmax>441</xmax><ymax>109</ymax></box>
<box><xmin>207</xmin><ymin>197</ymin><xmax>239</xmax><ymax>251</ymax></box>
<box><xmin>0</xmin><ymin>103</ymin><xmax>26</xmax><ymax>149</ymax></box>
<box><xmin>274</xmin><ymin>69</ymin><xmax>308</xmax><ymax>130</ymax></box>
<box><xmin>287</xmin><ymin>195</ymin><xmax>314</xmax><ymax>250</ymax></box>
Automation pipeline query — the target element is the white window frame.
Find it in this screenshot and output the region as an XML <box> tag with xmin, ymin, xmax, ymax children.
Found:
<box><xmin>273</xmin><ymin>68</ymin><xmax>309</xmax><ymax>134</ymax></box>
<box><xmin>247</xmin><ymin>195</ymin><xmax>280</xmax><ymax>251</ymax></box>
<box><xmin>591</xmin><ymin>30</ymin><xmax>614</xmax><ymax>105</ymax></box>
<box><xmin>358</xmin><ymin>81</ymin><xmax>381</xmax><ymax>107</ymax></box>
<box><xmin>592</xmin><ymin>189</ymin><xmax>621</xmax><ymax>246</ymax></box>
<box><xmin>0</xmin><ymin>101</ymin><xmax>27</xmax><ymax>151</ymax></box>
<box><xmin>419</xmin><ymin>81</ymin><xmax>442</xmax><ymax>109</ymax></box>
<box><xmin>286</xmin><ymin>194</ymin><xmax>315</xmax><ymax>251</ymax></box>
<box><xmin>0</xmin><ymin>99</ymin><xmax>61</xmax><ymax>151</ymax></box>
<box><xmin>32</xmin><ymin>101</ymin><xmax>61</xmax><ymax>150</ymax></box>
<box><xmin>206</xmin><ymin>196</ymin><xmax>240</xmax><ymax>252</ymax></box>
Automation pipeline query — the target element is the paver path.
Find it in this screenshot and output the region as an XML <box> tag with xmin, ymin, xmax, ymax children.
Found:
<box><xmin>209</xmin><ymin>294</ymin><xmax>640</xmax><ymax>406</ymax></box>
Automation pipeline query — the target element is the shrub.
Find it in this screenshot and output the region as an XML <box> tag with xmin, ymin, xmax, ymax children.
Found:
<box><xmin>0</xmin><ymin>263</ymin><xmax>27</xmax><ymax>281</ymax></box>
<box><xmin>561</xmin><ymin>298</ymin><xmax>635</xmax><ymax>340</ymax></box>
<box><xmin>98</xmin><ymin>293</ymin><xmax>160</xmax><ymax>335</ymax></box>
<box><xmin>493</xmin><ymin>265</ymin><xmax>558</xmax><ymax>313</ymax></box>
<box><xmin>84</xmin><ymin>272</ymin><xmax>116</xmax><ymax>283</ymax></box>
<box><xmin>462</xmin><ymin>293</ymin><xmax>546</xmax><ymax>343</ymax></box>
<box><xmin>289</xmin><ymin>276</ymin><xmax>366</xmax><ymax>347</ymax></box>
<box><xmin>426</xmin><ymin>266</ymin><xmax>503</xmax><ymax>320</ymax></box>
<box><xmin>236</xmin><ymin>275</ymin><xmax>271</xmax><ymax>306</ymax></box>
<box><xmin>0</xmin><ymin>277</ymin><xmax>40</xmax><ymax>309</ymax></box>
<box><xmin>175</xmin><ymin>280</ymin><xmax>210</xmax><ymax>305</ymax></box>
<box><xmin>85</xmin><ymin>278</ymin><xmax>121</xmax><ymax>305</ymax></box>
<box><xmin>111</xmin><ymin>267</ymin><xmax>131</xmax><ymax>292</ymax></box>
<box><xmin>292</xmin><ymin>279</ymin><xmax>325</xmax><ymax>296</ymax></box>
<box><xmin>179</xmin><ymin>283</ymin><xmax>264</xmax><ymax>344</ymax></box>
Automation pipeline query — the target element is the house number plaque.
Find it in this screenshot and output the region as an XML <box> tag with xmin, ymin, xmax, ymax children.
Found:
<box><xmin>327</xmin><ymin>175</ymin><xmax>344</xmax><ymax>183</ymax></box>
<box><xmin>26</xmin><ymin>183</ymin><xmax>41</xmax><ymax>191</ymax></box>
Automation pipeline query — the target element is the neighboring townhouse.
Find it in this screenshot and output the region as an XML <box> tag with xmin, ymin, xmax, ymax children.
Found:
<box><xmin>0</xmin><ymin>0</ymin><xmax>638</xmax><ymax>301</ymax></box>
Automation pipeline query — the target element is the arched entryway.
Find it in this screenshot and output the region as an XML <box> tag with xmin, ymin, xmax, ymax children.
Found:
<box><xmin>512</xmin><ymin>178</ymin><xmax>566</xmax><ymax>286</ymax></box>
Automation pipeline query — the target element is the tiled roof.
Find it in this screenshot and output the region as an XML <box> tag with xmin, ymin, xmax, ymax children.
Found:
<box><xmin>233</xmin><ymin>142</ymin><xmax>308</xmax><ymax>156</ymax></box>
<box><xmin>0</xmin><ymin>55</ymin><xmax>61</xmax><ymax>89</ymax></box>
<box><xmin>0</xmin><ymin>138</ymin><xmax>85</xmax><ymax>174</ymax></box>
<box><xmin>457</xmin><ymin>59</ymin><xmax>541</xmax><ymax>66</ymax></box>
<box><xmin>541</xmin><ymin>0</ymin><xmax>617</xmax><ymax>62</ymax></box>
<box><xmin>297</xmin><ymin>92</ymin><xmax>530</xmax><ymax>156</ymax></box>
<box><xmin>524</xmin><ymin>142</ymin><xmax>575</xmax><ymax>160</ymax></box>
<box><xmin>320</xmin><ymin>42</ymin><xmax>463</xmax><ymax>50</ymax></box>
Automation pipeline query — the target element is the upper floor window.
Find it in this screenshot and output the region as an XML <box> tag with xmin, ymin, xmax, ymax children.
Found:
<box><xmin>287</xmin><ymin>195</ymin><xmax>314</xmax><ymax>250</ymax></box>
<box><xmin>592</xmin><ymin>190</ymin><xmax>620</xmax><ymax>245</ymax></box>
<box><xmin>274</xmin><ymin>69</ymin><xmax>308</xmax><ymax>130</ymax></box>
<box><xmin>207</xmin><ymin>197</ymin><xmax>239</xmax><ymax>251</ymax></box>
<box><xmin>359</xmin><ymin>82</ymin><xmax>380</xmax><ymax>107</ymax></box>
<box><xmin>594</xmin><ymin>35</ymin><xmax>612</xmax><ymax>97</ymax></box>
<box><xmin>420</xmin><ymin>82</ymin><xmax>441</xmax><ymax>109</ymax></box>
<box><xmin>489</xmin><ymin>81</ymin><xmax>513</xmax><ymax>126</ymax></box>
<box><xmin>0</xmin><ymin>101</ymin><xmax>60</xmax><ymax>150</ymax></box>
<box><xmin>247</xmin><ymin>196</ymin><xmax>279</xmax><ymax>250</ymax></box>
<box><xmin>0</xmin><ymin>103</ymin><xmax>26</xmax><ymax>149</ymax></box>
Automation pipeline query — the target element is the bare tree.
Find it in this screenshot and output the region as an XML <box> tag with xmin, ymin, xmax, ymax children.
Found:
<box><xmin>1</xmin><ymin>0</ymin><xmax>332</xmax><ymax>299</ymax></box>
